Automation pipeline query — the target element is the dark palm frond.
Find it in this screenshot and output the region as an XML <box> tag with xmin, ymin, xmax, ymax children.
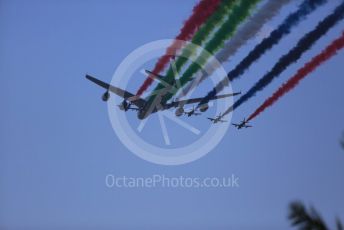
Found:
<box><xmin>289</xmin><ymin>201</ymin><xmax>328</xmax><ymax>230</ymax></box>
<box><xmin>337</xmin><ymin>218</ymin><xmax>343</xmax><ymax>230</ymax></box>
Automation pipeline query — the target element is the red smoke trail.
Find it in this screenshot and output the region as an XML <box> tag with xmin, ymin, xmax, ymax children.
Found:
<box><xmin>248</xmin><ymin>31</ymin><xmax>344</xmax><ymax>122</ymax></box>
<box><xmin>136</xmin><ymin>0</ymin><xmax>221</xmax><ymax>96</ymax></box>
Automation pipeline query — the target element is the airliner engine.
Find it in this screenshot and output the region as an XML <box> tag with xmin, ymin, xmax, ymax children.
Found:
<box><xmin>199</xmin><ymin>104</ymin><xmax>209</xmax><ymax>112</ymax></box>
<box><xmin>102</xmin><ymin>91</ymin><xmax>110</xmax><ymax>101</ymax></box>
<box><xmin>175</xmin><ymin>107</ymin><xmax>184</xmax><ymax>116</ymax></box>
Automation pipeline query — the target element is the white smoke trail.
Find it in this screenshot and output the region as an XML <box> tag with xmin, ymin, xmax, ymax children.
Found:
<box><xmin>177</xmin><ymin>0</ymin><xmax>292</xmax><ymax>99</ymax></box>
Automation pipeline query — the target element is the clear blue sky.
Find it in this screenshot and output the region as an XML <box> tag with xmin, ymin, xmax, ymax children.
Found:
<box><xmin>1</xmin><ymin>0</ymin><xmax>344</xmax><ymax>229</ymax></box>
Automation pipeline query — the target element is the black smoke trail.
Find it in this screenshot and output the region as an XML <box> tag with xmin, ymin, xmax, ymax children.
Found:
<box><xmin>223</xmin><ymin>1</ymin><xmax>344</xmax><ymax>117</ymax></box>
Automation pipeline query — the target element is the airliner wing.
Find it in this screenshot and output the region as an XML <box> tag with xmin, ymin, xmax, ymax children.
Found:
<box><xmin>164</xmin><ymin>92</ymin><xmax>240</xmax><ymax>109</ymax></box>
<box><xmin>86</xmin><ymin>74</ymin><xmax>146</xmax><ymax>108</ymax></box>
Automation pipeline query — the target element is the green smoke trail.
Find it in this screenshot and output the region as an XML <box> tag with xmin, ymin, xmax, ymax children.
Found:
<box><xmin>161</xmin><ymin>0</ymin><xmax>261</xmax><ymax>103</ymax></box>
<box><xmin>168</xmin><ymin>0</ymin><xmax>236</xmax><ymax>77</ymax></box>
<box><xmin>146</xmin><ymin>0</ymin><xmax>237</xmax><ymax>106</ymax></box>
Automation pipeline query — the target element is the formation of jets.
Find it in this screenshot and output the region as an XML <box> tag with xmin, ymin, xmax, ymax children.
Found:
<box><xmin>86</xmin><ymin>70</ymin><xmax>252</xmax><ymax>130</ymax></box>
